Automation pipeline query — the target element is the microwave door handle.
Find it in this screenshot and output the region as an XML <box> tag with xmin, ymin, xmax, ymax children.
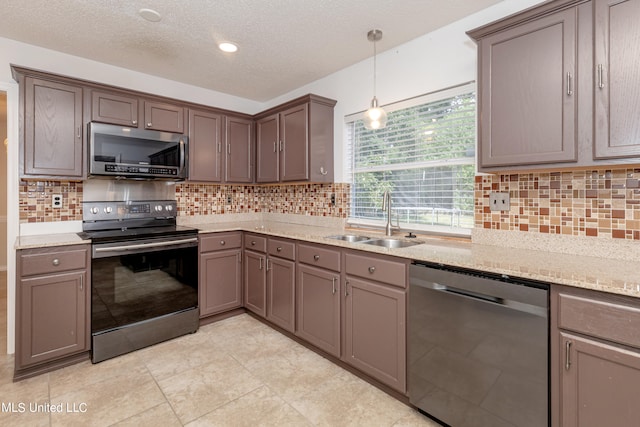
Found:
<box><xmin>180</xmin><ymin>138</ymin><xmax>186</xmax><ymax>172</ymax></box>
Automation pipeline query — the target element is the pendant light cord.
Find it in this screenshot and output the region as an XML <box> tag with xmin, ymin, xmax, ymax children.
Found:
<box><xmin>373</xmin><ymin>35</ymin><xmax>377</xmax><ymax>98</ymax></box>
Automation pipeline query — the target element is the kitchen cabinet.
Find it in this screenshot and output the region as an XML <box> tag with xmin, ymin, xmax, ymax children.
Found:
<box><xmin>255</xmin><ymin>94</ymin><xmax>336</xmax><ymax>183</ymax></box>
<box><xmin>265</xmin><ymin>238</ymin><xmax>296</xmax><ymax>332</ymax></box>
<box><xmin>91</xmin><ymin>89</ymin><xmax>139</xmax><ymax>127</ymax></box>
<box><xmin>593</xmin><ymin>0</ymin><xmax>640</xmax><ymax>159</ymax></box>
<box><xmin>199</xmin><ymin>232</ymin><xmax>243</xmax><ymax>317</ymax></box>
<box><xmin>188</xmin><ymin>109</ymin><xmax>223</xmax><ymax>182</ymax></box>
<box><xmin>143</xmin><ymin>100</ymin><xmax>185</xmax><ymax>133</ymax></box>
<box><xmin>225</xmin><ymin>116</ymin><xmax>253</xmax><ymax>183</ymax></box>
<box><xmin>552</xmin><ymin>285</ymin><xmax>640</xmax><ymax>427</ymax></box>
<box><xmin>15</xmin><ymin>245</ymin><xmax>91</xmax><ymax>377</ymax></box>
<box><xmin>470</xmin><ymin>0</ymin><xmax>640</xmax><ymax>171</ymax></box>
<box><xmin>20</xmin><ymin>75</ymin><xmax>84</xmax><ymax>178</ymax></box>
<box><xmin>244</xmin><ymin>234</ymin><xmax>267</xmax><ymax>317</ymax></box>
<box><xmin>470</xmin><ymin>6</ymin><xmax>578</xmax><ymax>169</ymax></box>
<box><xmin>344</xmin><ymin>251</ymin><xmax>407</xmax><ymax>393</ymax></box>
<box><xmin>296</xmin><ymin>242</ymin><xmax>342</xmax><ymax>357</ymax></box>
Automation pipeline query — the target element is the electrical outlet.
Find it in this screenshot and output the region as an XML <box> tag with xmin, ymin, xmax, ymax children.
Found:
<box><xmin>330</xmin><ymin>193</ymin><xmax>336</xmax><ymax>206</ymax></box>
<box><xmin>226</xmin><ymin>195</ymin><xmax>232</xmax><ymax>204</ymax></box>
<box><xmin>52</xmin><ymin>194</ymin><xmax>62</xmax><ymax>209</ymax></box>
<box><xmin>489</xmin><ymin>192</ymin><xmax>510</xmax><ymax>211</ymax></box>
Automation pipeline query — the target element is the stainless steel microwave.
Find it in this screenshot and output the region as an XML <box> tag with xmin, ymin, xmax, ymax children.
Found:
<box><xmin>88</xmin><ymin>122</ymin><xmax>188</xmax><ymax>180</ymax></box>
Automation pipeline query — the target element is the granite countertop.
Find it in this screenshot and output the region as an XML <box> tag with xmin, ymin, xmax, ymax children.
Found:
<box><xmin>15</xmin><ymin>220</ymin><xmax>640</xmax><ymax>299</ymax></box>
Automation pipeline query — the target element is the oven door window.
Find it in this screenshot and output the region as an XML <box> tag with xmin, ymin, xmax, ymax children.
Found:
<box><xmin>92</xmin><ymin>246</ymin><xmax>198</xmax><ymax>333</ymax></box>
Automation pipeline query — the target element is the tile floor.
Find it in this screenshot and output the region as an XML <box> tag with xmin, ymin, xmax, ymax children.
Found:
<box><xmin>0</xmin><ymin>273</ymin><xmax>439</xmax><ymax>426</ymax></box>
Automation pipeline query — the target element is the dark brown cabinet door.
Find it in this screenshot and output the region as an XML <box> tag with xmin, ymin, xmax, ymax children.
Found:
<box><xmin>594</xmin><ymin>0</ymin><xmax>640</xmax><ymax>159</ymax></box>
<box><xmin>478</xmin><ymin>7</ymin><xmax>577</xmax><ymax>168</ymax></box>
<box><xmin>280</xmin><ymin>103</ymin><xmax>309</xmax><ymax>181</ymax></box>
<box><xmin>199</xmin><ymin>249</ymin><xmax>242</xmax><ymax>317</ymax></box>
<box><xmin>560</xmin><ymin>332</ymin><xmax>640</xmax><ymax>427</ymax></box>
<box><xmin>344</xmin><ymin>277</ymin><xmax>406</xmax><ymax>393</ymax></box>
<box><xmin>91</xmin><ymin>90</ymin><xmax>139</xmax><ymax>127</ymax></box>
<box><xmin>188</xmin><ymin>109</ymin><xmax>223</xmax><ymax>182</ymax></box>
<box><xmin>225</xmin><ymin>116</ymin><xmax>253</xmax><ymax>183</ymax></box>
<box><xmin>144</xmin><ymin>100</ymin><xmax>185</xmax><ymax>133</ymax></box>
<box><xmin>256</xmin><ymin>114</ymin><xmax>279</xmax><ymax>183</ymax></box>
<box><xmin>244</xmin><ymin>249</ymin><xmax>266</xmax><ymax>317</ymax></box>
<box><xmin>266</xmin><ymin>257</ymin><xmax>295</xmax><ymax>333</ymax></box>
<box><xmin>19</xmin><ymin>271</ymin><xmax>87</xmax><ymax>367</ymax></box>
<box><xmin>23</xmin><ymin>77</ymin><xmax>83</xmax><ymax>177</ymax></box>
<box><xmin>296</xmin><ymin>264</ymin><xmax>340</xmax><ymax>357</ymax></box>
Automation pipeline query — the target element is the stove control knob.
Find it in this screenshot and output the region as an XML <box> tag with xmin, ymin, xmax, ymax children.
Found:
<box><xmin>104</xmin><ymin>206</ymin><xmax>113</xmax><ymax>214</ymax></box>
<box><xmin>165</xmin><ymin>205</ymin><xmax>173</xmax><ymax>212</ymax></box>
<box><xmin>155</xmin><ymin>205</ymin><xmax>163</xmax><ymax>212</ymax></box>
<box><xmin>90</xmin><ymin>207</ymin><xmax>99</xmax><ymax>214</ymax></box>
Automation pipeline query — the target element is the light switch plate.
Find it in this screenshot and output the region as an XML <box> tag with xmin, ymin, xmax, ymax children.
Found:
<box><xmin>489</xmin><ymin>192</ymin><xmax>510</xmax><ymax>211</ymax></box>
<box><xmin>52</xmin><ymin>194</ymin><xmax>62</xmax><ymax>208</ymax></box>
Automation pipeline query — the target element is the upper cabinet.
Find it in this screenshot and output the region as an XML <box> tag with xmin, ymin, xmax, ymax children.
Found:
<box><xmin>90</xmin><ymin>89</ymin><xmax>185</xmax><ymax>133</ymax></box>
<box><xmin>469</xmin><ymin>0</ymin><xmax>640</xmax><ymax>172</ymax></box>
<box><xmin>20</xmin><ymin>75</ymin><xmax>84</xmax><ymax>178</ymax></box>
<box><xmin>593</xmin><ymin>0</ymin><xmax>640</xmax><ymax>159</ymax></box>
<box><xmin>188</xmin><ymin>108</ymin><xmax>223</xmax><ymax>182</ymax></box>
<box><xmin>225</xmin><ymin>116</ymin><xmax>253</xmax><ymax>183</ymax></box>
<box><xmin>255</xmin><ymin>94</ymin><xmax>336</xmax><ymax>183</ymax></box>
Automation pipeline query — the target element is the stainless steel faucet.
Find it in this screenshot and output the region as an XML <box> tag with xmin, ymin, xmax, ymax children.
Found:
<box><xmin>382</xmin><ymin>190</ymin><xmax>397</xmax><ymax>236</ymax></box>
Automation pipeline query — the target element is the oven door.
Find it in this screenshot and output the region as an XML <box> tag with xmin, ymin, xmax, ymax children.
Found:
<box><xmin>91</xmin><ymin>234</ymin><xmax>198</xmax><ymax>362</ymax></box>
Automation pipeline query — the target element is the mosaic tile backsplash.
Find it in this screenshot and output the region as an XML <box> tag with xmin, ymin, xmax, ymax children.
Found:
<box><xmin>475</xmin><ymin>168</ymin><xmax>640</xmax><ymax>240</ymax></box>
<box><xmin>19</xmin><ymin>181</ymin><xmax>349</xmax><ymax>222</ymax></box>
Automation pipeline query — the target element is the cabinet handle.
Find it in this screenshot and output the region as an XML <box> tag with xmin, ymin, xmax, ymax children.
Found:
<box><xmin>76</xmin><ymin>127</ymin><xmax>81</xmax><ymax>139</ymax></box>
<box><xmin>227</xmin><ymin>144</ymin><xmax>231</xmax><ymax>155</ymax></box>
<box><xmin>565</xmin><ymin>340</ymin><xmax>572</xmax><ymax>370</ymax></box>
<box><xmin>344</xmin><ymin>280</ymin><xmax>350</xmax><ymax>297</ymax></box>
<box><xmin>237</xmin><ymin>253</ymin><xmax>241</xmax><ymax>263</ymax></box>
<box><xmin>52</xmin><ymin>258</ymin><xmax>60</xmax><ymax>266</ymax></box>
<box><xmin>279</xmin><ymin>140</ymin><xmax>283</xmax><ymax>152</ymax></box>
<box><xmin>566</xmin><ymin>72</ymin><xmax>573</xmax><ymax>96</ymax></box>
<box><xmin>598</xmin><ymin>64</ymin><xmax>604</xmax><ymax>89</ymax></box>
<box><xmin>266</xmin><ymin>258</ymin><xmax>271</xmax><ymax>271</ymax></box>
<box><xmin>332</xmin><ymin>277</ymin><xmax>336</xmax><ymax>295</ymax></box>
<box><xmin>132</xmin><ymin>120</ymin><xmax>137</xmax><ymax>125</ymax></box>
<box><xmin>313</xmin><ymin>254</ymin><xmax>320</xmax><ymax>261</ymax></box>
<box><xmin>217</xmin><ymin>142</ymin><xmax>221</xmax><ymax>153</ymax></box>
<box><xmin>368</xmin><ymin>266</ymin><xmax>376</xmax><ymax>274</ymax></box>
<box><xmin>259</xmin><ymin>257</ymin><xmax>263</xmax><ymax>270</ymax></box>
<box><xmin>147</xmin><ymin>122</ymin><xmax>153</xmax><ymax>128</ymax></box>
<box><xmin>276</xmin><ymin>247</ymin><xmax>282</xmax><ymax>252</ymax></box>
<box><xmin>273</xmin><ymin>141</ymin><xmax>277</xmax><ymax>153</ymax></box>
<box><xmin>79</xmin><ymin>275</ymin><xmax>83</xmax><ymax>291</ymax></box>
<box><xmin>220</xmin><ymin>240</ymin><xmax>226</xmax><ymax>246</ymax></box>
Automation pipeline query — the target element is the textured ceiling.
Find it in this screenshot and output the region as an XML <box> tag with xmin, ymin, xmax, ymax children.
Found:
<box><xmin>0</xmin><ymin>0</ymin><xmax>503</xmax><ymax>101</ymax></box>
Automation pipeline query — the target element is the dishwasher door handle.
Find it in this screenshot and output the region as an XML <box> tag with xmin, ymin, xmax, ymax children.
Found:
<box><xmin>419</xmin><ymin>281</ymin><xmax>547</xmax><ymax>317</ymax></box>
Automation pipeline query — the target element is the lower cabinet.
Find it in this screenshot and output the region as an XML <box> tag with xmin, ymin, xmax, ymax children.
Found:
<box><xmin>199</xmin><ymin>232</ymin><xmax>243</xmax><ymax>317</ymax></box>
<box><xmin>266</xmin><ymin>239</ymin><xmax>296</xmax><ymax>333</ymax></box>
<box><xmin>553</xmin><ymin>286</ymin><xmax>640</xmax><ymax>427</ymax></box>
<box><xmin>344</xmin><ymin>251</ymin><xmax>407</xmax><ymax>393</ymax></box>
<box><xmin>244</xmin><ymin>249</ymin><xmax>267</xmax><ymax>317</ymax></box>
<box><xmin>16</xmin><ymin>245</ymin><xmax>91</xmax><ymax>374</ymax></box>
<box><xmin>296</xmin><ymin>264</ymin><xmax>341</xmax><ymax>357</ymax></box>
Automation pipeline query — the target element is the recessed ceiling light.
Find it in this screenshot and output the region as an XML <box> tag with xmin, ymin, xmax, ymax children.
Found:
<box><xmin>139</xmin><ymin>8</ymin><xmax>162</xmax><ymax>22</ymax></box>
<box><xmin>219</xmin><ymin>42</ymin><xmax>238</xmax><ymax>53</ymax></box>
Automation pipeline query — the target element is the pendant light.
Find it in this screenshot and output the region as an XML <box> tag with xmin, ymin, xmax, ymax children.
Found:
<box><xmin>363</xmin><ymin>29</ymin><xmax>387</xmax><ymax>130</ymax></box>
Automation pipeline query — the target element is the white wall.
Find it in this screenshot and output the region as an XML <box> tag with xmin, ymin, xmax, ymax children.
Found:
<box><xmin>262</xmin><ymin>0</ymin><xmax>546</xmax><ymax>182</ymax></box>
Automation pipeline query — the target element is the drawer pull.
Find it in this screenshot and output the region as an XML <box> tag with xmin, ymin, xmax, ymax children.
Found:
<box><xmin>368</xmin><ymin>266</ymin><xmax>376</xmax><ymax>274</ymax></box>
<box><xmin>52</xmin><ymin>258</ymin><xmax>60</xmax><ymax>266</ymax></box>
<box><xmin>276</xmin><ymin>247</ymin><xmax>282</xmax><ymax>252</ymax></box>
<box><xmin>313</xmin><ymin>255</ymin><xmax>320</xmax><ymax>261</ymax></box>
<box><xmin>132</xmin><ymin>120</ymin><xmax>138</xmax><ymax>125</ymax></box>
<box><xmin>220</xmin><ymin>240</ymin><xmax>226</xmax><ymax>246</ymax></box>
<box><xmin>251</xmin><ymin>241</ymin><xmax>256</xmax><ymax>246</ymax></box>
<box><xmin>147</xmin><ymin>122</ymin><xmax>153</xmax><ymax>127</ymax></box>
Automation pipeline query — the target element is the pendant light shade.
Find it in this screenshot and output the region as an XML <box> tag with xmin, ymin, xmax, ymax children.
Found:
<box><xmin>363</xmin><ymin>29</ymin><xmax>387</xmax><ymax>130</ymax></box>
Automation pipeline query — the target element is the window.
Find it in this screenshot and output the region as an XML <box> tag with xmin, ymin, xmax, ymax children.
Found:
<box><xmin>345</xmin><ymin>83</ymin><xmax>476</xmax><ymax>236</ymax></box>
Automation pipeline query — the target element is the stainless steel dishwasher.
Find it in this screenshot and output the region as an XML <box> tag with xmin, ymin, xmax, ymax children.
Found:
<box><xmin>409</xmin><ymin>261</ymin><xmax>549</xmax><ymax>427</ymax></box>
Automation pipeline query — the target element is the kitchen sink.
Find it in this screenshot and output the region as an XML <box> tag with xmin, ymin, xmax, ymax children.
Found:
<box><xmin>359</xmin><ymin>238</ymin><xmax>422</xmax><ymax>249</ymax></box>
<box><xmin>325</xmin><ymin>234</ymin><xmax>371</xmax><ymax>242</ymax></box>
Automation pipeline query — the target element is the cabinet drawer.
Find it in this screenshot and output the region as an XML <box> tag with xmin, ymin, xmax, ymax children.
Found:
<box><xmin>20</xmin><ymin>246</ymin><xmax>88</xmax><ymax>277</ymax></box>
<box><xmin>345</xmin><ymin>252</ymin><xmax>406</xmax><ymax>288</ymax></box>
<box><xmin>268</xmin><ymin>238</ymin><xmax>295</xmax><ymax>261</ymax></box>
<box><xmin>298</xmin><ymin>243</ymin><xmax>340</xmax><ymax>272</ymax></box>
<box><xmin>244</xmin><ymin>234</ymin><xmax>267</xmax><ymax>252</ymax></box>
<box><xmin>558</xmin><ymin>292</ymin><xmax>640</xmax><ymax>349</ymax></box>
<box><xmin>200</xmin><ymin>232</ymin><xmax>242</xmax><ymax>252</ymax></box>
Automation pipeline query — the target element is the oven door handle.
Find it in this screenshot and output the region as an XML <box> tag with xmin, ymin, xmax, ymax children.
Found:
<box><xmin>94</xmin><ymin>237</ymin><xmax>198</xmax><ymax>254</ymax></box>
